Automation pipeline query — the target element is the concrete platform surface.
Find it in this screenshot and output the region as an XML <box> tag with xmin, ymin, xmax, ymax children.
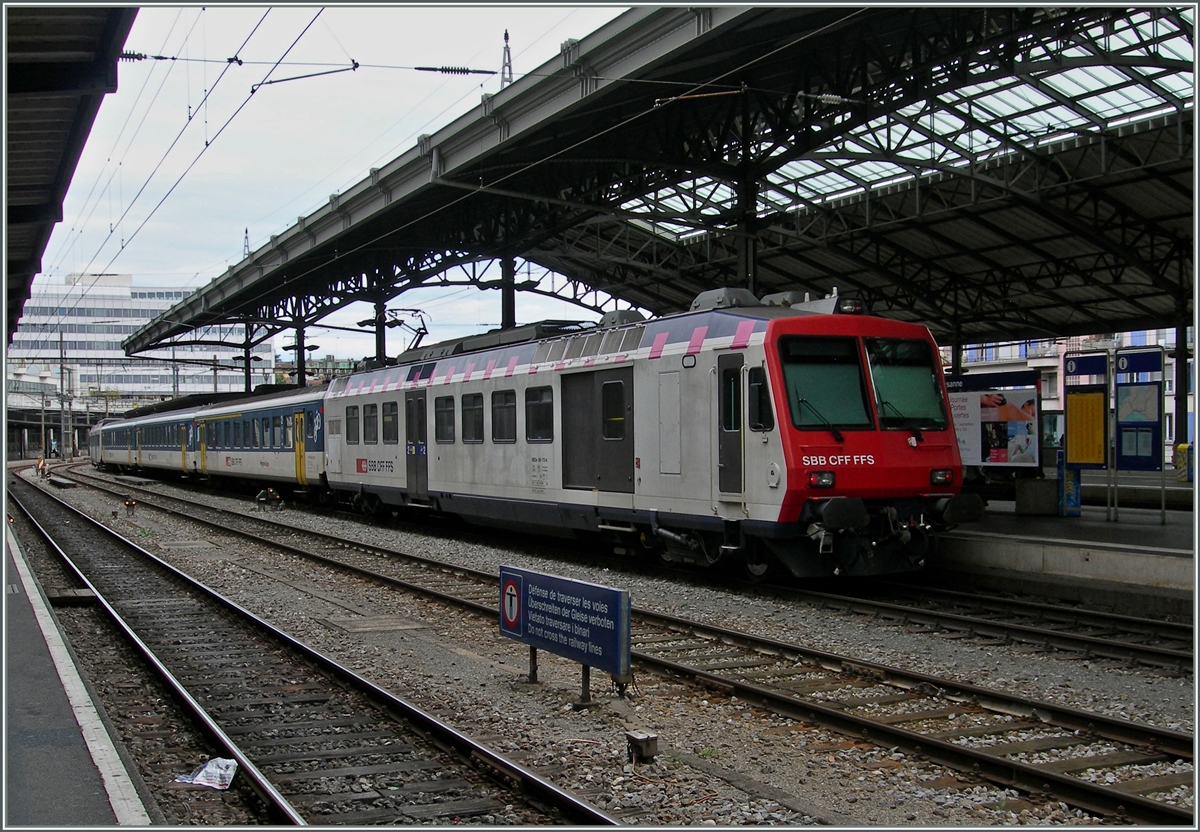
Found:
<box><xmin>5</xmin><ymin>529</ymin><xmax>151</xmax><ymax>826</ymax></box>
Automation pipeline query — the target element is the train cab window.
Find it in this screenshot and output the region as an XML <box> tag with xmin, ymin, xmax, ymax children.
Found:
<box><xmin>525</xmin><ymin>387</ymin><xmax>553</xmax><ymax>442</ymax></box>
<box><xmin>383</xmin><ymin>401</ymin><xmax>399</xmax><ymax>444</ymax></box>
<box><xmin>492</xmin><ymin>390</ymin><xmax>516</xmax><ymax>443</ymax></box>
<box><xmin>865</xmin><ymin>338</ymin><xmax>948</xmax><ymax>431</ymax></box>
<box><xmin>462</xmin><ymin>393</ymin><xmax>484</xmax><ymax>443</ymax></box>
<box><xmin>434</xmin><ymin>397</ymin><xmax>455</xmax><ymax>443</ymax></box>
<box><xmin>748</xmin><ymin>366</ymin><xmax>774</xmax><ymax>431</ymax></box>
<box><xmin>283</xmin><ymin>415</ymin><xmax>293</xmax><ymax>449</ymax></box>
<box><xmin>601</xmin><ymin>381</ymin><xmax>626</xmax><ymax>440</ymax></box>
<box><xmin>346</xmin><ymin>406</ymin><xmax>360</xmax><ymax>444</ymax></box>
<box><xmin>363</xmin><ymin>404</ymin><xmax>379</xmax><ymax>444</ymax></box>
<box><xmin>778</xmin><ymin>336</ymin><xmax>872</xmax><ymax>432</ymax></box>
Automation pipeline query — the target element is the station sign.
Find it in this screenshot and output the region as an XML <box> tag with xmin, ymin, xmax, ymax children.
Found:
<box><xmin>499</xmin><ymin>567</ymin><xmax>631</xmax><ymax>677</ymax></box>
<box><xmin>1064</xmin><ymin>354</ymin><xmax>1107</xmax><ymax>377</ymax></box>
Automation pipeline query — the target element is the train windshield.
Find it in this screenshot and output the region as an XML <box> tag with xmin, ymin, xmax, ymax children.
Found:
<box><xmin>864</xmin><ymin>338</ymin><xmax>948</xmax><ymax>431</ymax></box>
<box><xmin>778</xmin><ymin>336</ymin><xmax>873</xmax><ymax>432</ymax></box>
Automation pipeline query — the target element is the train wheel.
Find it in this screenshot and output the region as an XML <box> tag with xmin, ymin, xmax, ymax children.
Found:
<box><xmin>742</xmin><ymin>544</ymin><xmax>777</xmax><ymax>582</ymax></box>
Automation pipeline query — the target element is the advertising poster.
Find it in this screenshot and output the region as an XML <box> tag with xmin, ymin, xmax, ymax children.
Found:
<box><xmin>948</xmin><ymin>388</ymin><xmax>1038</xmax><ymax>467</ymax></box>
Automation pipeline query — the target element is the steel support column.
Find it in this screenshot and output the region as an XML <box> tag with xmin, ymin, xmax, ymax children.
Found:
<box><xmin>501</xmin><ymin>256</ymin><xmax>516</xmax><ymax>330</ymax></box>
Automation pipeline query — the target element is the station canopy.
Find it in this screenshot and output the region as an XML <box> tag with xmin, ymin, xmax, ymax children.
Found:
<box><xmin>124</xmin><ymin>6</ymin><xmax>1193</xmax><ymax>358</ymax></box>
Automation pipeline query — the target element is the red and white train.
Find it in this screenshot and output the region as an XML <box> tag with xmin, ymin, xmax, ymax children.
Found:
<box><xmin>91</xmin><ymin>288</ymin><xmax>982</xmax><ymax>578</ymax></box>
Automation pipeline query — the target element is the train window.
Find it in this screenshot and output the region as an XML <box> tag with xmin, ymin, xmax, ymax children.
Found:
<box><xmin>434</xmin><ymin>396</ymin><xmax>455</xmax><ymax>443</ymax></box>
<box><xmin>620</xmin><ymin>326</ymin><xmax>644</xmax><ymax>353</ymax></box>
<box><xmin>234</xmin><ymin>420</ymin><xmax>242</xmax><ymax>447</ymax></box>
<box><xmin>462</xmin><ymin>393</ymin><xmax>484</xmax><ymax>443</ymax></box>
<box><xmin>778</xmin><ymin>336</ymin><xmax>872</xmax><ymax>431</ymax></box>
<box><xmin>383</xmin><ymin>401</ymin><xmax>399</xmax><ymax>444</ymax></box>
<box><xmin>268</xmin><ymin>417</ymin><xmax>279</xmax><ymax>448</ymax></box>
<box><xmin>284</xmin><ymin>415</ymin><xmax>293</xmax><ymax>449</ymax></box>
<box><xmin>748</xmin><ymin>367</ymin><xmax>774</xmax><ymax>431</ymax></box>
<box><xmin>601</xmin><ymin>381</ymin><xmax>626</xmax><ymax>440</ymax></box>
<box><xmin>721</xmin><ymin>368</ymin><xmax>741</xmax><ymax>433</ymax></box>
<box><xmin>363</xmin><ymin>404</ymin><xmax>378</xmax><ymax>444</ymax></box>
<box><xmin>865</xmin><ymin>338</ymin><xmax>948</xmax><ymax>430</ymax></box>
<box><xmin>244</xmin><ymin>419</ymin><xmax>252</xmax><ymax>447</ymax></box>
<box><xmin>346</xmin><ymin>406</ymin><xmax>360</xmax><ymax>444</ymax></box>
<box><xmin>418</xmin><ymin>363</ymin><xmax>436</xmax><ymax>380</ymax></box>
<box><xmin>306</xmin><ymin>410</ymin><xmax>317</xmax><ymax>440</ymax></box>
<box><xmin>492</xmin><ymin>390</ymin><xmax>517</xmax><ymax>443</ymax></box>
<box><xmin>526</xmin><ymin>387</ymin><xmax>553</xmax><ymax>442</ymax></box>
<box><xmin>252</xmin><ymin>418</ymin><xmax>261</xmax><ymax>448</ymax></box>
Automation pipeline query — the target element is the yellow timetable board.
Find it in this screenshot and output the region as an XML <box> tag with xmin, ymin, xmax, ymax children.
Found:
<box><xmin>1065</xmin><ymin>389</ymin><xmax>1106</xmax><ymax>466</ymax></box>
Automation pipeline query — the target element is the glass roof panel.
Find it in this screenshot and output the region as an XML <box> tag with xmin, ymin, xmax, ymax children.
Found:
<box><xmin>620</xmin><ymin>8</ymin><xmax>1192</xmax><ymax>244</ymax></box>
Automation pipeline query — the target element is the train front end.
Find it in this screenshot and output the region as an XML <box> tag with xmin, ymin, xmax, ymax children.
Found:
<box><xmin>764</xmin><ymin>311</ymin><xmax>983</xmax><ymax>577</ymax></box>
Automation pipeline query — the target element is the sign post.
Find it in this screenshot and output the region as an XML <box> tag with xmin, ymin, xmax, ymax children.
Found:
<box><xmin>499</xmin><ymin>567</ymin><xmax>631</xmax><ymax>706</ymax></box>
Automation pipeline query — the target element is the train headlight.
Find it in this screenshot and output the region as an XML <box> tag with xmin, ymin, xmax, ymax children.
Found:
<box><xmin>837</xmin><ymin>298</ymin><xmax>863</xmax><ymax>314</ymax></box>
<box><xmin>807</xmin><ymin>471</ymin><xmax>836</xmax><ymax>488</ymax></box>
<box><xmin>930</xmin><ymin>469</ymin><xmax>954</xmax><ymax>486</ymax></box>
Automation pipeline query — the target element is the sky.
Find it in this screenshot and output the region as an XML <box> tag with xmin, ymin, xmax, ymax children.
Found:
<box><xmin>38</xmin><ymin>4</ymin><xmax>630</xmax><ymax>360</ymax></box>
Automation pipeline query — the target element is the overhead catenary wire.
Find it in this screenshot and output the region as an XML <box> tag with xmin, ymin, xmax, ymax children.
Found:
<box><xmin>220</xmin><ymin>7</ymin><xmax>872</xmax><ymax>328</ymax></box>
<box><xmin>36</xmin><ymin>9</ymin><xmax>325</xmax><ymax>364</ymax></box>
<box><xmin>44</xmin><ymin>8</ymin><xmax>270</xmax><ymax>320</ymax></box>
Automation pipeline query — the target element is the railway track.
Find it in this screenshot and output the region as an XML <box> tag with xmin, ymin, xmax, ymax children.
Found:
<box><xmin>36</xmin><ymin>467</ymin><xmax>1196</xmax><ymax>824</ymax></box>
<box><xmin>750</xmin><ymin>580</ymin><xmax>1193</xmax><ymax>674</ymax></box>
<box><xmin>65</xmin><ymin>465</ymin><xmax>1195</xmax><ymax>673</ymax></box>
<box><xmin>9</xmin><ymin>478</ymin><xmax>616</xmax><ymax>826</ymax></box>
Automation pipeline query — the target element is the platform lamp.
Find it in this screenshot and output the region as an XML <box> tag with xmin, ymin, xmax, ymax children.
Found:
<box><xmin>282</xmin><ymin>343</ymin><xmax>319</xmax><ymax>387</ymax></box>
<box><xmin>232</xmin><ymin>354</ymin><xmax>264</xmax><ymax>393</ymax></box>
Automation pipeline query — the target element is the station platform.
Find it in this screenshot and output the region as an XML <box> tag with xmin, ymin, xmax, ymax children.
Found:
<box><xmin>933</xmin><ymin>499</ymin><xmax>1195</xmax><ymax>618</ymax></box>
<box><xmin>4</xmin><ymin>527</ymin><xmax>152</xmax><ymax>826</ymax></box>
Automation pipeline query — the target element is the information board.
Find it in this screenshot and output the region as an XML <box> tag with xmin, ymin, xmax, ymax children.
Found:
<box><xmin>499</xmin><ymin>566</ymin><xmax>631</xmax><ymax>676</ymax></box>
<box><xmin>1065</xmin><ymin>388</ymin><xmax>1108</xmax><ymax>467</ymax></box>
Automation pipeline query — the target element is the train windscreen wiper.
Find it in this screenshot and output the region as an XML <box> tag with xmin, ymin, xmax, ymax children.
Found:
<box><xmin>795</xmin><ymin>396</ymin><xmax>844</xmax><ymax>442</ymax></box>
<box><xmin>878</xmin><ymin>399</ymin><xmax>923</xmax><ymax>442</ymax></box>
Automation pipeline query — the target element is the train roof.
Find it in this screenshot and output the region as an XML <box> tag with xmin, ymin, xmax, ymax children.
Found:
<box><xmin>121</xmin><ymin>383</ymin><xmax>329</xmax><ymax>421</ymax></box>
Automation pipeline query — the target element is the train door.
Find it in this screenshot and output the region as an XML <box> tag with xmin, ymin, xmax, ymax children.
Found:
<box><xmin>293</xmin><ymin>411</ymin><xmax>307</xmax><ymax>485</ymax></box>
<box><xmin>716</xmin><ymin>353</ymin><xmax>744</xmax><ymax>497</ymax></box>
<box><xmin>405</xmin><ymin>392</ymin><xmax>428</xmax><ymax>501</ymax></box>
<box><xmin>562</xmin><ymin>367</ymin><xmax>635</xmax><ymax>493</ymax></box>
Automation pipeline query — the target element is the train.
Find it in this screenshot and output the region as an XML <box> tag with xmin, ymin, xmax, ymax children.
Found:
<box><xmin>89</xmin><ymin>287</ymin><xmax>983</xmax><ymax>579</ymax></box>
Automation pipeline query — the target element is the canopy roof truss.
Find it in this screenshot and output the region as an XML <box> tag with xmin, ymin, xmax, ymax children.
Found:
<box><xmin>127</xmin><ymin>6</ymin><xmax>1192</xmax><ymax>357</ymax></box>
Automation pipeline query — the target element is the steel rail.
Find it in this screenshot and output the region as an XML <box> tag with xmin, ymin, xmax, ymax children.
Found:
<box><xmin>72</xmin><ymin>465</ymin><xmax>1192</xmax><ymax>673</ymax></box>
<box><xmin>9</xmin><ymin>488</ymin><xmax>306</xmax><ymax>825</ymax></box>
<box><xmin>50</xmin><ymin>469</ymin><xmax>1195</xmax><ymax>823</ymax></box>
<box><xmin>12</xmin><ymin>481</ymin><xmax>620</xmax><ymax>826</ymax></box>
